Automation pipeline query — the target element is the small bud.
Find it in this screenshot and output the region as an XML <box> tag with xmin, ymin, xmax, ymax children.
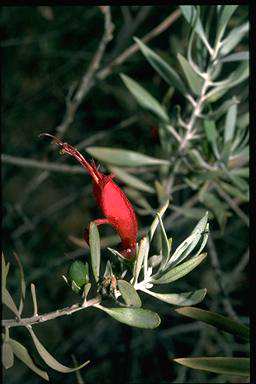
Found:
<box><xmin>67</xmin><ymin>261</ymin><xmax>89</xmax><ymax>290</ymax></box>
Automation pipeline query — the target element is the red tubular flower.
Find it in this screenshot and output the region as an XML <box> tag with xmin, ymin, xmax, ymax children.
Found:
<box><xmin>40</xmin><ymin>133</ymin><xmax>138</xmax><ymax>260</ymax></box>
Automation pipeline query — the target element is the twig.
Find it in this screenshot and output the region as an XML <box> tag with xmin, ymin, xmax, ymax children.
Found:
<box><xmin>30</xmin><ymin>284</ymin><xmax>38</xmax><ymax>317</ymax></box>
<box><xmin>96</xmin><ymin>8</ymin><xmax>181</xmax><ymax>80</ymax></box>
<box><xmin>232</xmin><ymin>248</ymin><xmax>249</xmax><ymax>276</ymax></box>
<box><xmin>106</xmin><ymin>6</ymin><xmax>152</xmax><ymax>63</ymax></box>
<box><xmin>179</xmin><ymin>76</ymin><xmax>210</xmax><ymax>152</ymax></box>
<box><xmin>214</xmin><ymin>182</ymin><xmax>249</xmax><ymax>227</ymax></box>
<box><xmin>56</xmin><ymin>6</ymin><xmax>114</xmax><ymax>139</ymax></box>
<box><xmin>2</xmin><ymin>154</ymin><xmax>84</xmax><ymax>174</ymax></box>
<box><xmin>2</xmin><ymin>297</ymin><xmax>100</xmax><ymax>328</ymax></box>
<box><xmin>207</xmin><ymin>233</ymin><xmax>240</xmax><ymax>322</ymax></box>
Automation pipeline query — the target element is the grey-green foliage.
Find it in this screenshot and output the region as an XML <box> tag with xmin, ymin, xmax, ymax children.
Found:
<box><xmin>2</xmin><ymin>203</ymin><xmax>209</xmax><ymax>380</ymax></box>
<box><xmin>174</xmin><ymin>307</ymin><xmax>250</xmax><ymax>377</ymax></box>
<box><xmin>119</xmin><ymin>5</ymin><xmax>248</xmax><ymax>230</ymax></box>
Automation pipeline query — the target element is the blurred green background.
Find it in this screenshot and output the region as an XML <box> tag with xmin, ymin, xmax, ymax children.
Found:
<box><xmin>2</xmin><ymin>6</ymin><xmax>249</xmax><ymax>383</ymax></box>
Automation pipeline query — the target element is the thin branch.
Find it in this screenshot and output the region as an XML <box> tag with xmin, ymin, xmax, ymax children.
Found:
<box><xmin>232</xmin><ymin>248</ymin><xmax>249</xmax><ymax>276</ymax></box>
<box><xmin>207</xmin><ymin>233</ymin><xmax>240</xmax><ymax>322</ymax></box>
<box><xmin>30</xmin><ymin>284</ymin><xmax>38</xmax><ymax>317</ymax></box>
<box><xmin>214</xmin><ymin>182</ymin><xmax>249</xmax><ymax>227</ymax></box>
<box><xmin>106</xmin><ymin>6</ymin><xmax>152</xmax><ymax>63</ymax></box>
<box><xmin>96</xmin><ymin>8</ymin><xmax>181</xmax><ymax>80</ymax></box>
<box><xmin>2</xmin><ymin>154</ymin><xmax>84</xmax><ymax>174</ymax></box>
<box><xmin>56</xmin><ymin>6</ymin><xmax>114</xmax><ymax>139</ymax></box>
<box><xmin>2</xmin><ymin>297</ymin><xmax>101</xmax><ymax>328</ymax></box>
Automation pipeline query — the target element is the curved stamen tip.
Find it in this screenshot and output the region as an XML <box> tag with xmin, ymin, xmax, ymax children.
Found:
<box><xmin>39</xmin><ymin>133</ymin><xmax>64</xmax><ymax>146</ymax></box>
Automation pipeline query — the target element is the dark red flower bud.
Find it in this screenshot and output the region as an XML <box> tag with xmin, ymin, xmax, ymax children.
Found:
<box><xmin>40</xmin><ymin>133</ymin><xmax>138</xmax><ymax>260</ymax></box>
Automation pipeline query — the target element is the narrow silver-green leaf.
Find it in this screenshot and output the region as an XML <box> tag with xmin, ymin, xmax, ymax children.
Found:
<box><xmin>149</xmin><ymin>200</ymin><xmax>169</xmax><ymax>242</ymax></box>
<box><xmin>134</xmin><ymin>37</ymin><xmax>187</xmax><ymax>95</ymax></box>
<box><xmin>95</xmin><ymin>305</ymin><xmax>161</xmax><ymax>329</ymax></box>
<box><xmin>89</xmin><ymin>222</ymin><xmax>101</xmax><ymax>283</ymax></box>
<box><xmin>151</xmin><ymin>253</ymin><xmax>207</xmax><ymax>284</ymax></box>
<box><xmin>224</xmin><ymin>104</ymin><xmax>237</xmax><ymax>143</ymax></box>
<box><xmin>142</xmin><ymin>288</ymin><xmax>207</xmax><ymax>306</ymax></box>
<box><xmin>173</xmin><ymin>357</ymin><xmax>250</xmax><ymax>377</ymax></box>
<box><xmin>118</xmin><ymin>280</ymin><xmax>142</xmax><ymax>308</ymax></box>
<box><xmin>121</xmin><ymin>73</ymin><xmax>169</xmax><ymax>122</ymax></box>
<box><xmin>215</xmin><ymin>5</ymin><xmax>238</xmax><ymax>45</ymax></box>
<box><xmin>220</xmin><ymin>181</ymin><xmax>248</xmax><ymax>202</ymax></box>
<box><xmin>220</xmin><ymin>51</ymin><xmax>249</xmax><ymax>63</ymax></box>
<box><xmin>133</xmin><ymin>236</ymin><xmax>149</xmax><ymax>286</ymax></box>
<box><xmin>177</xmin><ymin>53</ymin><xmax>204</xmax><ymax>95</ymax></box>
<box><xmin>157</xmin><ymin>213</ymin><xmax>170</xmax><ymax>270</ymax></box>
<box><xmin>206</xmin><ymin>62</ymin><xmax>249</xmax><ymax>102</ymax></box>
<box><xmin>175</xmin><ymin>307</ymin><xmax>249</xmax><ymax>340</ymax></box>
<box><xmin>180</xmin><ymin>6</ymin><xmax>212</xmax><ymax>54</ymax></box>
<box><xmin>2</xmin><ymin>289</ymin><xmax>19</xmax><ymax>316</ymax></box>
<box><xmin>124</xmin><ymin>187</ymin><xmax>153</xmax><ymax>213</ymax></box>
<box><xmin>204</xmin><ymin>120</ymin><xmax>219</xmax><ymax>159</ymax></box>
<box><xmin>27</xmin><ymin>327</ymin><xmax>90</xmax><ymax>373</ymax></box>
<box><xmin>14</xmin><ymin>252</ymin><xmax>26</xmax><ymax>316</ymax></box>
<box><xmin>2</xmin><ymin>341</ymin><xmax>14</xmax><ymax>369</ymax></box>
<box><xmin>201</xmin><ymin>191</ymin><xmax>227</xmax><ymax>231</ymax></box>
<box><xmin>9</xmin><ymin>337</ymin><xmax>49</xmax><ymax>381</ymax></box>
<box><xmin>168</xmin><ymin>212</ymin><xmax>208</xmax><ymax>267</ymax></box>
<box><xmin>170</xmin><ymin>206</ymin><xmax>213</xmax><ymax>220</ymax></box>
<box><xmin>108</xmin><ymin>166</ymin><xmax>154</xmax><ymax>193</ymax></box>
<box><xmin>2</xmin><ymin>253</ymin><xmax>10</xmax><ymax>291</ymax></box>
<box><xmin>220</xmin><ymin>22</ymin><xmax>249</xmax><ymax>56</ymax></box>
<box><xmin>86</xmin><ymin>147</ymin><xmax>170</xmax><ymax>167</ymax></box>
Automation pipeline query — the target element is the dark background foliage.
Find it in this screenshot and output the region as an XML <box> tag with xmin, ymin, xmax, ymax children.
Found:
<box><xmin>2</xmin><ymin>6</ymin><xmax>249</xmax><ymax>383</ymax></box>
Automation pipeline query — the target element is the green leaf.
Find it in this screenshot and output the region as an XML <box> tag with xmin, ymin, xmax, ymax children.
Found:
<box><xmin>134</xmin><ymin>37</ymin><xmax>187</xmax><ymax>95</ymax></box>
<box><xmin>86</xmin><ymin>147</ymin><xmax>170</xmax><ymax>167</ymax></box>
<box><xmin>95</xmin><ymin>305</ymin><xmax>161</xmax><ymax>329</ymax></box>
<box><xmin>220</xmin><ymin>51</ymin><xmax>249</xmax><ymax>63</ymax></box>
<box><xmin>27</xmin><ymin>327</ymin><xmax>90</xmax><ymax>373</ymax></box>
<box><xmin>175</xmin><ymin>307</ymin><xmax>249</xmax><ymax>340</ymax></box>
<box><xmin>2</xmin><ymin>253</ymin><xmax>10</xmax><ymax>291</ymax></box>
<box><xmin>8</xmin><ymin>337</ymin><xmax>49</xmax><ymax>381</ymax></box>
<box><xmin>206</xmin><ymin>62</ymin><xmax>249</xmax><ymax>102</ymax></box>
<box><xmin>2</xmin><ymin>288</ymin><xmax>19</xmax><ymax>316</ymax></box>
<box><xmin>151</xmin><ymin>253</ymin><xmax>207</xmax><ymax>284</ymax></box>
<box><xmin>170</xmin><ymin>206</ymin><xmax>213</xmax><ymax>220</ymax></box>
<box><xmin>149</xmin><ymin>200</ymin><xmax>169</xmax><ymax>242</ymax></box>
<box><xmin>132</xmin><ymin>236</ymin><xmax>149</xmax><ymax>286</ymax></box>
<box><xmin>219</xmin><ymin>141</ymin><xmax>232</xmax><ymax>165</ymax></box>
<box><xmin>142</xmin><ymin>288</ymin><xmax>207</xmax><ymax>306</ymax></box>
<box><xmin>89</xmin><ymin>223</ymin><xmax>101</xmax><ymax>283</ymax></box>
<box><xmin>124</xmin><ymin>187</ymin><xmax>153</xmax><ymax>213</ymax></box>
<box><xmin>2</xmin><ymin>341</ymin><xmax>14</xmax><ymax>369</ymax></box>
<box><xmin>82</xmin><ymin>282</ymin><xmax>91</xmax><ymax>301</ymax></box>
<box><xmin>204</xmin><ymin>119</ymin><xmax>219</xmax><ymax>159</ymax></box>
<box><xmin>215</xmin><ymin>5</ymin><xmax>238</xmax><ymax>46</ymax></box>
<box><xmin>230</xmin><ymin>167</ymin><xmax>249</xmax><ymax>178</ymax></box>
<box><xmin>177</xmin><ymin>53</ymin><xmax>204</xmax><ymax>95</ymax></box>
<box><xmin>157</xmin><ymin>213</ymin><xmax>170</xmax><ymax>270</ymax></box>
<box><xmin>220</xmin><ymin>22</ymin><xmax>249</xmax><ymax>56</ymax></box>
<box><xmin>220</xmin><ymin>181</ymin><xmax>248</xmax><ymax>202</ymax></box>
<box><xmin>117</xmin><ymin>280</ymin><xmax>142</xmax><ymax>307</ymax></box>
<box><xmin>67</xmin><ymin>261</ymin><xmax>89</xmax><ymax>288</ymax></box>
<box><xmin>180</xmin><ymin>6</ymin><xmax>212</xmax><ymax>54</ymax></box>
<box><xmin>187</xmin><ymin>149</ymin><xmax>215</xmax><ymax>171</ymax></box>
<box><xmin>13</xmin><ymin>252</ymin><xmax>26</xmax><ymax>316</ymax></box>
<box><xmin>201</xmin><ymin>191</ymin><xmax>228</xmax><ymax>231</ymax></box>
<box><xmin>173</xmin><ymin>357</ymin><xmax>250</xmax><ymax>377</ymax></box>
<box><xmin>120</xmin><ymin>73</ymin><xmax>169</xmax><ymax>122</ymax></box>
<box><xmin>108</xmin><ymin>166</ymin><xmax>154</xmax><ymax>194</ymax></box>
<box><xmin>168</xmin><ymin>212</ymin><xmax>209</xmax><ymax>267</ymax></box>
<box><xmin>204</xmin><ymin>120</ymin><xmax>217</xmax><ymax>144</ymax></box>
<box><xmin>224</xmin><ymin>103</ymin><xmax>237</xmax><ymax>143</ymax></box>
